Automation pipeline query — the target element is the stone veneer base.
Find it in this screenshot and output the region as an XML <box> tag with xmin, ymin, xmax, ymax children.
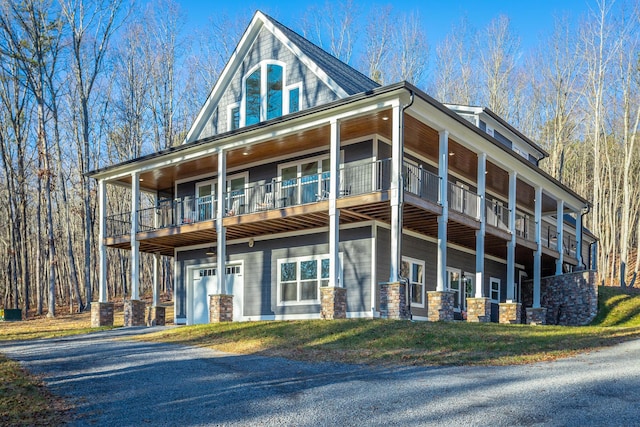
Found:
<box><xmin>379</xmin><ymin>282</ymin><xmax>409</xmax><ymax>320</ymax></box>
<box><xmin>91</xmin><ymin>302</ymin><xmax>114</xmax><ymax>327</ymax></box>
<box><xmin>320</xmin><ymin>287</ymin><xmax>347</xmax><ymax>319</ymax></box>
<box><xmin>146</xmin><ymin>306</ymin><xmax>166</xmax><ymax>326</ymax></box>
<box><xmin>209</xmin><ymin>294</ymin><xmax>233</xmax><ymax>322</ymax></box>
<box><xmin>427</xmin><ymin>291</ymin><xmax>455</xmax><ymax>322</ymax></box>
<box><xmin>499</xmin><ymin>302</ymin><xmax>522</xmax><ymax>324</ymax></box>
<box><xmin>466</xmin><ymin>297</ymin><xmax>491</xmax><ymax>323</ymax></box>
<box><xmin>526</xmin><ymin>307</ymin><xmax>548</xmax><ymax>325</ymax></box>
<box><xmin>124</xmin><ymin>300</ymin><xmax>146</xmax><ymax>327</ymax></box>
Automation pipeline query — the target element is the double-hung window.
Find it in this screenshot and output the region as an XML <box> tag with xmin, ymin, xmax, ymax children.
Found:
<box><xmin>277</xmin><ymin>254</ymin><xmax>340</xmax><ymax>305</ymax></box>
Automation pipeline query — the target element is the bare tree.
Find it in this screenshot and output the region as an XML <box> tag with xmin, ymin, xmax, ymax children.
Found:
<box><xmin>359</xmin><ymin>5</ymin><xmax>393</xmax><ymax>84</ymax></box>
<box><xmin>386</xmin><ymin>11</ymin><xmax>429</xmax><ymax>87</ymax></box>
<box><xmin>302</xmin><ymin>0</ymin><xmax>358</xmax><ymax>64</ymax></box>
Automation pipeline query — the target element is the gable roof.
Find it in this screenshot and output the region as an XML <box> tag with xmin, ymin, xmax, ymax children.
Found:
<box><xmin>184</xmin><ymin>10</ymin><xmax>380</xmax><ymax>144</ymax></box>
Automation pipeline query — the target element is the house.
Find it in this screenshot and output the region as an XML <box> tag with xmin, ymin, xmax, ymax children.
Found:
<box><xmin>88</xmin><ymin>11</ymin><xmax>598</xmax><ymax>328</ymax></box>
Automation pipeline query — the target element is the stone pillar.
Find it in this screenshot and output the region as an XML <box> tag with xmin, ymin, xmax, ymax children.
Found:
<box><xmin>321</xmin><ymin>287</ymin><xmax>347</xmax><ymax>319</ymax></box>
<box><xmin>209</xmin><ymin>294</ymin><xmax>233</xmax><ymax>322</ymax></box>
<box><xmin>466</xmin><ymin>297</ymin><xmax>491</xmax><ymax>323</ymax></box>
<box><xmin>146</xmin><ymin>306</ymin><xmax>166</xmax><ymax>326</ymax></box>
<box><xmin>124</xmin><ymin>299</ymin><xmax>146</xmax><ymax>327</ymax></box>
<box><xmin>379</xmin><ymin>282</ymin><xmax>408</xmax><ymax>319</ymax></box>
<box><xmin>427</xmin><ymin>290</ymin><xmax>454</xmax><ymax>321</ymax></box>
<box><xmin>499</xmin><ymin>302</ymin><xmax>522</xmax><ymax>324</ymax></box>
<box><xmin>91</xmin><ymin>302</ymin><xmax>114</xmax><ymax>327</ymax></box>
<box><xmin>526</xmin><ymin>307</ymin><xmax>547</xmax><ymax>325</ymax></box>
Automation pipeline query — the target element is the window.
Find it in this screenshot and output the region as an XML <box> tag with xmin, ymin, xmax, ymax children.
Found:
<box><xmin>236</xmin><ymin>62</ymin><xmax>302</xmax><ymax>129</ymax></box>
<box><xmin>277</xmin><ymin>254</ymin><xmax>340</xmax><ymax>305</ymax></box>
<box><xmin>245</xmin><ymin>68</ymin><xmax>261</xmax><ymax>126</ymax></box>
<box><xmin>401</xmin><ymin>257</ymin><xmax>425</xmax><ymax>308</ymax></box>
<box><xmin>278</xmin><ymin>155</ymin><xmax>333</xmax><ymax>206</ymax></box>
<box><xmin>229</xmin><ymin>104</ymin><xmax>240</xmax><ymax>131</ymax></box>
<box><xmin>490</xmin><ymin>277</ymin><xmax>501</xmax><ymax>303</ymax></box>
<box><xmin>288</xmin><ymin>87</ymin><xmax>300</xmax><ymax>113</ymax></box>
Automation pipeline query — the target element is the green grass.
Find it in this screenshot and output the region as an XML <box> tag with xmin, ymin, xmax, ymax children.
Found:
<box><xmin>0</xmin><ymin>286</ymin><xmax>639</xmax><ymax>425</ymax></box>
<box><xmin>0</xmin><ymin>354</ymin><xmax>70</xmax><ymax>426</ymax></box>
<box><xmin>138</xmin><ymin>286</ymin><xmax>640</xmax><ymax>366</ymax></box>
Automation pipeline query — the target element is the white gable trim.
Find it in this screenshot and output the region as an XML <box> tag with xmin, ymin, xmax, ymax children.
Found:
<box><xmin>184</xmin><ymin>11</ymin><xmax>350</xmax><ymax>144</ymax></box>
<box><xmin>259</xmin><ymin>13</ymin><xmax>349</xmax><ymax>99</ymax></box>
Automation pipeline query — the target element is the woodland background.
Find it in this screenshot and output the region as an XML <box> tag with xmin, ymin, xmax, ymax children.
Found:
<box><xmin>0</xmin><ymin>0</ymin><xmax>638</xmax><ymax>316</ymax></box>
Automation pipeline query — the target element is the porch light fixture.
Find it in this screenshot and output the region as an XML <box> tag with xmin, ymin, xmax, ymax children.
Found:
<box><xmin>205</xmin><ymin>247</ymin><xmax>216</xmax><ymax>256</ymax></box>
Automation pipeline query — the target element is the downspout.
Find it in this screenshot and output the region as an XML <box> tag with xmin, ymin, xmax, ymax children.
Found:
<box><xmin>398</xmin><ymin>89</ymin><xmax>415</xmax><ymax>319</ymax></box>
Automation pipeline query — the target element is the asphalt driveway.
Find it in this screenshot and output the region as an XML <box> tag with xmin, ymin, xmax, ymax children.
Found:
<box><xmin>2</xmin><ymin>327</ymin><xmax>639</xmax><ymax>426</ymax></box>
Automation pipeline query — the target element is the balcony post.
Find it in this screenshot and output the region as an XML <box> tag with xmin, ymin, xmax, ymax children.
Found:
<box><xmin>533</xmin><ymin>186</ymin><xmax>542</xmax><ymax>308</ymax></box>
<box><xmin>556</xmin><ymin>200</ymin><xmax>564</xmax><ymax>275</ymax></box>
<box><xmin>217</xmin><ymin>150</ymin><xmax>227</xmax><ymax>295</ymax></box>
<box><xmin>576</xmin><ymin>207</ymin><xmax>583</xmax><ymax>268</ymax></box>
<box><xmin>389</xmin><ymin>103</ymin><xmax>403</xmax><ymax>283</ymax></box>
<box><xmin>475</xmin><ymin>153</ymin><xmax>486</xmax><ymax>298</ymax></box>
<box><xmin>436</xmin><ymin>129</ymin><xmax>449</xmax><ymax>292</ymax></box>
<box><xmin>329</xmin><ymin>119</ymin><xmax>340</xmax><ymax>288</ymax></box>
<box><xmin>130</xmin><ymin>171</ymin><xmax>140</xmax><ymax>301</ymax></box>
<box><xmin>98</xmin><ymin>178</ymin><xmax>107</xmax><ymax>303</ymax></box>
<box><xmin>506</xmin><ymin>171</ymin><xmax>517</xmax><ymax>301</ymax></box>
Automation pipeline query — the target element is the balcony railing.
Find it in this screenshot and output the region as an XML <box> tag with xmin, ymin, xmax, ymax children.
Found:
<box><xmin>485</xmin><ymin>199</ymin><xmax>509</xmax><ymax>230</ymax></box>
<box><xmin>106</xmin><ymin>212</ymin><xmax>131</xmax><ymax>238</ymax></box>
<box><xmin>515</xmin><ymin>210</ymin><xmax>536</xmax><ymax>242</ymax></box>
<box><xmin>403</xmin><ymin>161</ymin><xmax>440</xmax><ymax>204</ymax></box>
<box><xmin>448</xmin><ymin>182</ymin><xmax>480</xmax><ymax>220</ymax></box>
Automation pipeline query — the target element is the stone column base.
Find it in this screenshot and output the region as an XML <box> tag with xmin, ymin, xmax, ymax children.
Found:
<box><xmin>466</xmin><ymin>297</ymin><xmax>491</xmax><ymax>322</ymax></box>
<box><xmin>91</xmin><ymin>302</ymin><xmax>114</xmax><ymax>327</ymax></box>
<box><xmin>321</xmin><ymin>287</ymin><xmax>347</xmax><ymax>319</ymax></box>
<box><xmin>379</xmin><ymin>282</ymin><xmax>408</xmax><ymax>319</ymax></box>
<box><xmin>499</xmin><ymin>302</ymin><xmax>522</xmax><ymax>324</ymax></box>
<box><xmin>146</xmin><ymin>306</ymin><xmax>166</xmax><ymax>326</ymax></box>
<box><xmin>427</xmin><ymin>291</ymin><xmax>455</xmax><ymax>321</ymax></box>
<box><xmin>124</xmin><ymin>300</ymin><xmax>146</xmax><ymax>327</ymax></box>
<box><xmin>209</xmin><ymin>294</ymin><xmax>233</xmax><ymax>322</ymax></box>
<box><xmin>526</xmin><ymin>307</ymin><xmax>548</xmax><ymax>325</ymax></box>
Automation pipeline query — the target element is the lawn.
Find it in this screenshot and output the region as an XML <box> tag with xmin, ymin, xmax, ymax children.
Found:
<box><xmin>0</xmin><ymin>287</ymin><xmax>639</xmax><ymax>425</ymax></box>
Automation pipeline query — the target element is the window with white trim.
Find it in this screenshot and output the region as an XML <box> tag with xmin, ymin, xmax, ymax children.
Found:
<box><xmin>401</xmin><ymin>257</ymin><xmax>425</xmax><ymax>308</ymax></box>
<box><xmin>490</xmin><ymin>277</ymin><xmax>501</xmax><ymax>303</ymax></box>
<box><xmin>232</xmin><ymin>61</ymin><xmax>302</xmax><ymax>130</ymax></box>
<box><xmin>447</xmin><ymin>267</ymin><xmax>462</xmax><ymax>311</ymax></box>
<box><xmin>277</xmin><ymin>254</ymin><xmax>341</xmax><ymax>305</ymax></box>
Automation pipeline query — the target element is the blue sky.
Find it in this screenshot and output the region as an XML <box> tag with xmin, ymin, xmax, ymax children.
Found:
<box><xmin>178</xmin><ymin>0</ymin><xmax>594</xmax><ymax>50</ymax></box>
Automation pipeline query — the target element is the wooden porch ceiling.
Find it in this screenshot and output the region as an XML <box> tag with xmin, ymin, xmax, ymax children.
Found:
<box><xmin>117</xmin><ymin>110</ymin><xmax>394</xmax><ymax>192</ymax></box>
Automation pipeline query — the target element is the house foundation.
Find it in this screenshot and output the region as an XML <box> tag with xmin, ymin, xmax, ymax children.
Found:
<box><xmin>526</xmin><ymin>307</ymin><xmax>547</xmax><ymax>325</ymax></box>
<box><xmin>379</xmin><ymin>282</ymin><xmax>409</xmax><ymax>319</ymax></box>
<box><xmin>499</xmin><ymin>302</ymin><xmax>522</xmax><ymax>324</ymax></box>
<box><xmin>91</xmin><ymin>302</ymin><xmax>114</xmax><ymax>327</ymax></box>
<box><xmin>320</xmin><ymin>287</ymin><xmax>347</xmax><ymax>319</ymax></box>
<box><xmin>427</xmin><ymin>291</ymin><xmax>455</xmax><ymax>321</ymax></box>
<box><xmin>124</xmin><ymin>300</ymin><xmax>146</xmax><ymax>326</ymax></box>
<box><xmin>466</xmin><ymin>297</ymin><xmax>491</xmax><ymax>322</ymax></box>
<box><xmin>209</xmin><ymin>294</ymin><xmax>233</xmax><ymax>322</ymax></box>
<box><xmin>146</xmin><ymin>306</ymin><xmax>166</xmax><ymax>326</ymax></box>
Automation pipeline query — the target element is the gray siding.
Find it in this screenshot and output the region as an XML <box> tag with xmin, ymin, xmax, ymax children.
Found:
<box><xmin>175</xmin><ymin>226</ymin><xmax>374</xmax><ymax>320</ymax></box>
<box><xmin>196</xmin><ymin>27</ymin><xmax>340</xmax><ymax>140</ymax></box>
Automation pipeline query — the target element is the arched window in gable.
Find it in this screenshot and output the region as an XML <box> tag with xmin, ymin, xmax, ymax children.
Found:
<box><xmin>234</xmin><ymin>61</ymin><xmax>301</xmax><ymax>131</ymax></box>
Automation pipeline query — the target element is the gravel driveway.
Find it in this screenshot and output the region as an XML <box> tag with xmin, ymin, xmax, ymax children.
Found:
<box><xmin>2</xmin><ymin>327</ymin><xmax>640</xmax><ymax>426</ymax></box>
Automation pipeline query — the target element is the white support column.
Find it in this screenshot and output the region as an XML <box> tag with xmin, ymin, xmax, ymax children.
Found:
<box><xmin>475</xmin><ymin>153</ymin><xmax>486</xmax><ymax>298</ymax></box>
<box><xmin>506</xmin><ymin>171</ymin><xmax>517</xmax><ymax>301</ymax></box>
<box><xmin>329</xmin><ymin>119</ymin><xmax>341</xmax><ymax>287</ymax></box>
<box><xmin>436</xmin><ymin>130</ymin><xmax>449</xmax><ymax>292</ymax></box>
<box><xmin>98</xmin><ymin>179</ymin><xmax>108</xmax><ymax>303</ymax></box>
<box><xmin>556</xmin><ymin>200</ymin><xmax>564</xmax><ymax>275</ymax></box>
<box><xmin>130</xmin><ymin>171</ymin><xmax>140</xmax><ymax>301</ymax></box>
<box><xmin>389</xmin><ymin>103</ymin><xmax>403</xmax><ymax>283</ymax></box>
<box><xmin>217</xmin><ymin>150</ymin><xmax>227</xmax><ymax>294</ymax></box>
<box><xmin>533</xmin><ymin>186</ymin><xmax>542</xmax><ymax>308</ymax></box>
<box><xmin>575</xmin><ymin>208</ymin><xmax>583</xmax><ymax>268</ymax></box>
